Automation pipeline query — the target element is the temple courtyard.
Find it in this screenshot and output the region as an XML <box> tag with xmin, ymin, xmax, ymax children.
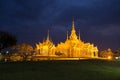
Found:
<box><xmin>0</xmin><ymin>59</ymin><xmax>120</xmax><ymax>80</ymax></box>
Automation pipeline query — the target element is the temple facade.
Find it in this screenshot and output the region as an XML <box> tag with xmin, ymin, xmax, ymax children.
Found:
<box><xmin>36</xmin><ymin>19</ymin><xmax>98</xmax><ymax>58</ymax></box>
<box><xmin>36</xmin><ymin>31</ymin><xmax>56</xmax><ymax>56</ymax></box>
<box><xmin>56</xmin><ymin>20</ymin><xmax>98</xmax><ymax>58</ymax></box>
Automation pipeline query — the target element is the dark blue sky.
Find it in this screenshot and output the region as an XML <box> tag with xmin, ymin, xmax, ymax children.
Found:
<box><xmin>0</xmin><ymin>0</ymin><xmax>120</xmax><ymax>51</ymax></box>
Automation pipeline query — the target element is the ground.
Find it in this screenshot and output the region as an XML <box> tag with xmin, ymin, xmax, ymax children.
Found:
<box><xmin>0</xmin><ymin>59</ymin><xmax>120</xmax><ymax>80</ymax></box>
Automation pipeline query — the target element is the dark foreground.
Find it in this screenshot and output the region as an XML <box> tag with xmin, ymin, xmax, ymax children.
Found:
<box><xmin>0</xmin><ymin>59</ymin><xmax>120</xmax><ymax>80</ymax></box>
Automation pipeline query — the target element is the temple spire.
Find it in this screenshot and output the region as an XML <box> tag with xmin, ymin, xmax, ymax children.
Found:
<box><xmin>70</xmin><ymin>18</ymin><xmax>77</xmax><ymax>40</ymax></box>
<box><xmin>66</xmin><ymin>30</ymin><xmax>68</xmax><ymax>40</ymax></box>
<box><xmin>72</xmin><ymin>18</ymin><xmax>75</xmax><ymax>32</ymax></box>
<box><xmin>46</xmin><ymin>30</ymin><xmax>50</xmax><ymax>41</ymax></box>
<box><xmin>78</xmin><ymin>29</ymin><xmax>81</xmax><ymax>40</ymax></box>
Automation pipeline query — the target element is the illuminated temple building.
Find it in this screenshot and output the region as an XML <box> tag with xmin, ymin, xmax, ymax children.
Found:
<box><xmin>36</xmin><ymin>20</ymin><xmax>98</xmax><ymax>58</ymax></box>
<box><xmin>36</xmin><ymin>31</ymin><xmax>56</xmax><ymax>56</ymax></box>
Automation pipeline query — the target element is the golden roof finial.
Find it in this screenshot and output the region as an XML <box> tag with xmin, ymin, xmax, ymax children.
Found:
<box><xmin>70</xmin><ymin>17</ymin><xmax>77</xmax><ymax>40</ymax></box>
<box><xmin>78</xmin><ymin>29</ymin><xmax>81</xmax><ymax>40</ymax></box>
<box><xmin>72</xmin><ymin>17</ymin><xmax>75</xmax><ymax>31</ymax></box>
<box><xmin>47</xmin><ymin>30</ymin><xmax>50</xmax><ymax>41</ymax></box>
<box><xmin>66</xmin><ymin>30</ymin><xmax>68</xmax><ymax>40</ymax></box>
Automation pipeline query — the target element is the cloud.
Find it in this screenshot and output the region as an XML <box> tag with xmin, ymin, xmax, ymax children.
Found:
<box><xmin>54</xmin><ymin>0</ymin><xmax>120</xmax><ymax>24</ymax></box>
<box><xmin>100</xmin><ymin>26</ymin><xmax>120</xmax><ymax>36</ymax></box>
<box><xmin>0</xmin><ymin>0</ymin><xmax>120</xmax><ymax>50</ymax></box>
<box><xmin>90</xmin><ymin>24</ymin><xmax>120</xmax><ymax>36</ymax></box>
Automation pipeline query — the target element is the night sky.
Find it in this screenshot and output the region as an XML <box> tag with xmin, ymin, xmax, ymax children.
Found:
<box><xmin>0</xmin><ymin>0</ymin><xmax>120</xmax><ymax>51</ymax></box>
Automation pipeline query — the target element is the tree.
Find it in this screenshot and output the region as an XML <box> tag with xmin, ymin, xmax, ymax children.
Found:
<box><xmin>12</xmin><ymin>43</ymin><xmax>34</xmax><ymax>56</ymax></box>
<box><xmin>100</xmin><ymin>48</ymin><xmax>114</xmax><ymax>59</ymax></box>
<box><xmin>114</xmin><ymin>48</ymin><xmax>120</xmax><ymax>57</ymax></box>
<box><xmin>117</xmin><ymin>48</ymin><xmax>120</xmax><ymax>54</ymax></box>
<box><xmin>0</xmin><ymin>53</ymin><xmax>3</xmax><ymax>60</ymax></box>
<box><xmin>0</xmin><ymin>31</ymin><xmax>17</xmax><ymax>52</ymax></box>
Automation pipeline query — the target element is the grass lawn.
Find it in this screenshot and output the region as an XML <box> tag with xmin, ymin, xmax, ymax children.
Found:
<box><xmin>0</xmin><ymin>59</ymin><xmax>120</xmax><ymax>80</ymax></box>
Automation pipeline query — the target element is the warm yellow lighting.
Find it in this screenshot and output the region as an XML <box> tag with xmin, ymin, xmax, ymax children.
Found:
<box><xmin>10</xmin><ymin>54</ymin><xmax>23</xmax><ymax>61</ymax></box>
<box><xmin>108</xmin><ymin>56</ymin><xmax>112</xmax><ymax>59</ymax></box>
<box><xmin>35</xmin><ymin>19</ymin><xmax>98</xmax><ymax>59</ymax></box>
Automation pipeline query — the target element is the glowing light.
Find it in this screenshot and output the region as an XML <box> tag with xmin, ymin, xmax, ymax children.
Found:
<box><xmin>6</xmin><ymin>51</ymin><xmax>9</xmax><ymax>54</ymax></box>
<box><xmin>115</xmin><ymin>57</ymin><xmax>119</xmax><ymax>59</ymax></box>
<box><xmin>108</xmin><ymin>56</ymin><xmax>112</xmax><ymax>59</ymax></box>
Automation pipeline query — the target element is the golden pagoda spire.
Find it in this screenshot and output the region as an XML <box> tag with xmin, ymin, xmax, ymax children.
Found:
<box><xmin>70</xmin><ymin>18</ymin><xmax>78</xmax><ymax>40</ymax></box>
<box><xmin>46</xmin><ymin>30</ymin><xmax>50</xmax><ymax>42</ymax></box>
<box><xmin>66</xmin><ymin>30</ymin><xmax>68</xmax><ymax>40</ymax></box>
<box><xmin>72</xmin><ymin>18</ymin><xmax>75</xmax><ymax>32</ymax></box>
<box><xmin>78</xmin><ymin>29</ymin><xmax>81</xmax><ymax>40</ymax></box>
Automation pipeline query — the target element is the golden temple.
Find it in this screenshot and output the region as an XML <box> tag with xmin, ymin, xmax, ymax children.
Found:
<box><xmin>36</xmin><ymin>19</ymin><xmax>98</xmax><ymax>58</ymax></box>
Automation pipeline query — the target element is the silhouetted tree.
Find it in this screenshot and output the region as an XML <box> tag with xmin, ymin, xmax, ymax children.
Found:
<box><xmin>0</xmin><ymin>31</ymin><xmax>17</xmax><ymax>52</ymax></box>
<box><xmin>114</xmin><ymin>48</ymin><xmax>120</xmax><ymax>57</ymax></box>
<box><xmin>12</xmin><ymin>43</ymin><xmax>33</xmax><ymax>60</ymax></box>
<box><xmin>100</xmin><ymin>48</ymin><xmax>114</xmax><ymax>59</ymax></box>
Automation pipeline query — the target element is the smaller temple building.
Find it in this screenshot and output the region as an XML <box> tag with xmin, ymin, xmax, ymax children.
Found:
<box><xmin>36</xmin><ymin>31</ymin><xmax>56</xmax><ymax>56</ymax></box>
